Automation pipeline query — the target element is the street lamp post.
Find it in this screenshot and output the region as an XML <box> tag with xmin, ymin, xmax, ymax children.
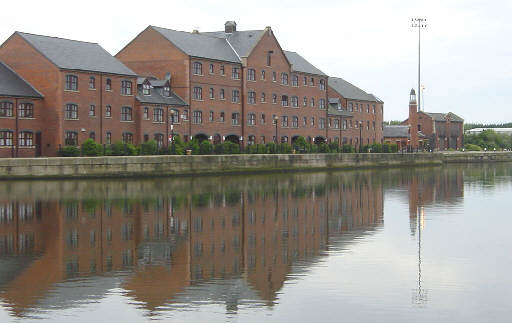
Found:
<box><xmin>274</xmin><ymin>115</ymin><xmax>279</xmax><ymax>143</ymax></box>
<box><xmin>412</xmin><ymin>18</ymin><xmax>427</xmax><ymax>112</ymax></box>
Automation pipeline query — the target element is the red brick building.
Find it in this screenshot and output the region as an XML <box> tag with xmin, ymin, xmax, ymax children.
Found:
<box><xmin>327</xmin><ymin>77</ymin><xmax>384</xmax><ymax>148</ymax></box>
<box><xmin>0</xmin><ymin>61</ymin><xmax>44</xmax><ymax>157</ymax></box>
<box><xmin>384</xmin><ymin>89</ymin><xmax>463</xmax><ymax>151</ymax></box>
<box><xmin>0</xmin><ymin>22</ymin><xmax>384</xmax><ymax>156</ymax></box>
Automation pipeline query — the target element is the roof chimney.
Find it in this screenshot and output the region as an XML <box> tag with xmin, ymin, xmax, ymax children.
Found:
<box><xmin>225</xmin><ymin>21</ymin><xmax>237</xmax><ymax>33</ymax></box>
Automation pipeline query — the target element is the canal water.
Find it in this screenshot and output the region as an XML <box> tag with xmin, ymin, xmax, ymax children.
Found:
<box><xmin>0</xmin><ymin>164</ymin><xmax>511</xmax><ymax>322</ymax></box>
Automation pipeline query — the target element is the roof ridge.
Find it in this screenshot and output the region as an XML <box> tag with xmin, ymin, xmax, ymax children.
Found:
<box><xmin>0</xmin><ymin>60</ymin><xmax>44</xmax><ymax>98</ymax></box>
<box><xmin>151</xmin><ymin>26</ymin><xmax>227</xmax><ymax>40</ymax></box>
<box><xmin>16</xmin><ymin>31</ymin><xmax>99</xmax><ymax>45</ymax></box>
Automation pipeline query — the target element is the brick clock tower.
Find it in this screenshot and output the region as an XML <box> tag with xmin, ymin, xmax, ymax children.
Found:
<box><xmin>409</xmin><ymin>88</ymin><xmax>419</xmax><ymax>150</ymax></box>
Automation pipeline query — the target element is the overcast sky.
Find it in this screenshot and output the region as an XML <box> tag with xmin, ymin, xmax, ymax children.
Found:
<box><xmin>1</xmin><ymin>0</ymin><xmax>510</xmax><ymax>123</ymax></box>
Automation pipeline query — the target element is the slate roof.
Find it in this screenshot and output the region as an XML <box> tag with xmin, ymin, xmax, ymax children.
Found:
<box><xmin>16</xmin><ymin>32</ymin><xmax>136</xmax><ymax>76</ymax></box>
<box><xmin>329</xmin><ymin>77</ymin><xmax>380</xmax><ymax>102</ymax></box>
<box><xmin>150</xmin><ymin>26</ymin><xmax>326</xmax><ymax>76</ymax></box>
<box><xmin>284</xmin><ymin>51</ymin><xmax>326</xmax><ymax>76</ymax></box>
<box><xmin>136</xmin><ymin>78</ymin><xmax>187</xmax><ymax>106</ymax></box>
<box><xmin>383</xmin><ymin>125</ymin><xmax>410</xmax><ymax>138</ymax></box>
<box><xmin>423</xmin><ymin>111</ymin><xmax>463</xmax><ymax>123</ymax></box>
<box><xmin>0</xmin><ymin>61</ymin><xmax>43</xmax><ymax>98</ymax></box>
<box><xmin>151</xmin><ymin>26</ymin><xmax>241</xmax><ymax>63</ymax></box>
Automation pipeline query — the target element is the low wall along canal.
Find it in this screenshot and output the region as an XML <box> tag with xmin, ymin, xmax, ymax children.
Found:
<box><xmin>0</xmin><ymin>152</ymin><xmax>511</xmax><ymax>179</ymax></box>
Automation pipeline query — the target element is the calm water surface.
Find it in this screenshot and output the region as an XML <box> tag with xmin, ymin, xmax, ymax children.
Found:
<box><xmin>0</xmin><ymin>164</ymin><xmax>511</xmax><ymax>322</ymax></box>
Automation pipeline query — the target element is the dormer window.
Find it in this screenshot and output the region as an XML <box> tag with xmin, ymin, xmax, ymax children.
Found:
<box><xmin>163</xmin><ymin>85</ymin><xmax>170</xmax><ymax>97</ymax></box>
<box><xmin>143</xmin><ymin>82</ymin><xmax>151</xmax><ymax>95</ymax></box>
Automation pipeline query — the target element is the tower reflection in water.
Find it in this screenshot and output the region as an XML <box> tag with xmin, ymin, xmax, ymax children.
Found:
<box><xmin>0</xmin><ymin>168</ymin><xmax>463</xmax><ymax>317</ymax></box>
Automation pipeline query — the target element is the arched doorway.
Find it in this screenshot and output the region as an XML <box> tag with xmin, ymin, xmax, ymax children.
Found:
<box><xmin>194</xmin><ymin>133</ymin><xmax>209</xmax><ymax>142</ymax></box>
<box><xmin>314</xmin><ymin>136</ymin><xmax>326</xmax><ymax>144</ymax></box>
<box><xmin>225</xmin><ymin>134</ymin><xmax>239</xmax><ymax>144</ymax></box>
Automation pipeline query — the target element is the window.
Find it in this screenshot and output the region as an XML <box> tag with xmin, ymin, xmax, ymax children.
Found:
<box><xmin>89</xmin><ymin>105</ymin><xmax>96</xmax><ymax>117</ymax></box>
<box><xmin>143</xmin><ymin>82</ymin><xmax>151</xmax><ymax>95</ymax></box>
<box><xmin>334</xmin><ymin>119</ymin><xmax>339</xmax><ymax>129</ymax></box>
<box><xmin>260</xmin><ymin>136</ymin><xmax>265</xmax><ymax>144</ymax></box>
<box><xmin>248</xmin><ymin>113</ymin><xmax>256</xmax><ymax>125</ymax></box>
<box><xmin>267</xmin><ymin>52</ymin><xmax>272</xmax><ymax>66</ymax></box>
<box><xmin>89</xmin><ymin>131</ymin><xmax>95</xmax><ymax>140</ymax></box>
<box><xmin>193</xmin><ymin>62</ymin><xmax>202</xmax><ymax>75</ymax></box>
<box><xmin>319</xmin><ymin>79</ymin><xmax>326</xmax><ymax>90</ymax></box>
<box><xmin>121</xmin><ymin>81</ymin><xmax>132</xmax><ymax>95</ymax></box>
<box><xmin>89</xmin><ymin>77</ymin><xmax>95</xmax><ymax>89</ymax></box>
<box><xmin>261</xmin><ymin>113</ymin><xmax>266</xmax><ymax>124</ymax></box>
<box><xmin>248</xmin><ymin>69</ymin><xmax>256</xmax><ymax>81</ymax></box>
<box><xmin>209</xmin><ymin>88</ymin><xmax>214</xmax><ymax>99</ymax></box>
<box><xmin>153</xmin><ymin>107</ymin><xmax>164</xmax><ymax>122</ymax></box>
<box><xmin>193</xmin><ymin>87</ymin><xmax>203</xmax><ymax>100</ymax></box>
<box><xmin>291</xmin><ymin>96</ymin><xmax>298</xmax><ymax>107</ymax></box>
<box><xmin>122</xmin><ymin>132</ymin><xmax>133</xmax><ymax>144</ymax></box>
<box><xmin>248</xmin><ymin>91</ymin><xmax>256</xmax><ymax>104</ymax></box>
<box><xmin>0</xmin><ymin>131</ymin><xmax>13</xmax><ymax>146</ymax></box>
<box><xmin>272</xmin><ymin>94</ymin><xmax>277</xmax><ymax>104</ymax></box>
<box><xmin>220</xmin><ymin>88</ymin><xmax>225</xmax><ymax>99</ymax></box>
<box><xmin>303</xmin><ymin>76</ymin><xmax>307</xmax><ymax>85</ymax></box>
<box><xmin>372</xmin><ymin>104</ymin><xmax>376</xmax><ymax>113</ymax></box>
<box><xmin>154</xmin><ymin>133</ymin><xmax>164</xmax><ymax>148</ymax></box>
<box><xmin>220</xmin><ymin>112</ymin><xmax>225</xmax><ymax>122</ymax></box>
<box><xmin>366</xmin><ymin>104</ymin><xmax>370</xmax><ymax>113</ymax></box>
<box><xmin>209</xmin><ymin>63</ymin><xmax>214</xmax><ymax>74</ymax></box>
<box><xmin>183</xmin><ymin>109</ymin><xmax>189</xmax><ymax>120</ymax></box>
<box><xmin>367</xmin><ymin>121</ymin><xmax>370</xmax><ymax>130</ymax></box>
<box><xmin>232</xmin><ymin>89</ymin><xmax>240</xmax><ymax>103</ymax></box>
<box><xmin>192</xmin><ymin>110</ymin><xmax>202</xmax><ymax>124</ymax></box>
<box><xmin>320</xmin><ymin>118</ymin><xmax>325</xmax><ymax>129</ymax></box>
<box><xmin>65</xmin><ymin>131</ymin><xmax>78</xmax><ymax>146</ymax></box>
<box><xmin>281</xmin><ymin>95</ymin><xmax>289</xmax><ymax>107</ymax></box>
<box><xmin>170</xmin><ymin>109</ymin><xmax>179</xmax><ymax>123</ymax></box>
<box><xmin>232</xmin><ymin>112</ymin><xmax>240</xmax><ymax>125</ymax></box>
<box><xmin>292</xmin><ymin>116</ymin><xmax>298</xmax><ymax>128</ymax></box>
<box><xmin>310</xmin><ymin>98</ymin><xmax>315</xmax><ymax>107</ymax></box>
<box><xmin>373</xmin><ymin>121</ymin><xmax>376</xmax><ymax>130</ymax></box>
<box><xmin>105</xmin><ymin>105</ymin><xmax>112</xmax><ymax>118</ymax></box>
<box><xmin>65</xmin><ymin>75</ymin><xmax>78</xmax><ymax>91</ymax></box>
<box><xmin>311</xmin><ymin>117</ymin><xmax>315</xmax><ymax>126</ymax></box>
<box><xmin>106</xmin><ymin>132</ymin><xmax>111</xmax><ymax>144</ymax></box>
<box><xmin>65</xmin><ymin>104</ymin><xmax>78</xmax><ymax>119</ymax></box>
<box><xmin>248</xmin><ymin>135</ymin><xmax>255</xmax><ymax>145</ymax></box>
<box><xmin>292</xmin><ymin>74</ymin><xmax>298</xmax><ymax>87</ymax></box>
<box><xmin>209</xmin><ymin>111</ymin><xmax>214</xmax><ymax>121</ymax></box>
<box><xmin>281</xmin><ymin>116</ymin><xmax>288</xmax><ymax>127</ymax></box>
<box><xmin>343</xmin><ymin>120</ymin><xmax>347</xmax><ymax>129</ymax></box>
<box><xmin>303</xmin><ymin>97</ymin><xmax>307</xmax><ymax>107</ymax></box>
<box><xmin>232</xmin><ymin>67</ymin><xmax>240</xmax><ymax>79</ymax></box>
<box><xmin>261</xmin><ymin>70</ymin><xmax>266</xmax><ymax>80</ymax></box>
<box><xmin>143</xmin><ymin>107</ymin><xmax>149</xmax><ymax>119</ymax></box>
<box><xmin>309</xmin><ymin>77</ymin><xmax>315</xmax><ymax>86</ymax></box>
<box><xmin>281</xmin><ymin>73</ymin><xmax>288</xmax><ymax>85</ymax></box>
<box><xmin>220</xmin><ymin>65</ymin><xmax>225</xmax><ymax>75</ymax></box>
<box><xmin>121</xmin><ymin>106</ymin><xmax>132</xmax><ymax>121</ymax></box>
<box><xmin>163</xmin><ymin>85</ymin><xmax>170</xmax><ymax>97</ymax></box>
<box><xmin>348</xmin><ymin>102</ymin><xmax>353</xmax><ymax>112</ymax></box>
<box><xmin>319</xmin><ymin>99</ymin><xmax>325</xmax><ymax>109</ymax></box>
<box><xmin>303</xmin><ymin>116</ymin><xmax>307</xmax><ymax>126</ymax></box>
<box><xmin>18</xmin><ymin>103</ymin><xmax>34</xmax><ymax>118</ymax></box>
<box><xmin>272</xmin><ymin>71</ymin><xmax>276</xmax><ymax>82</ymax></box>
<box><xmin>105</xmin><ymin>78</ymin><xmax>112</xmax><ymax>91</ymax></box>
<box><xmin>0</xmin><ymin>102</ymin><xmax>13</xmax><ymax>117</ymax></box>
<box><xmin>261</xmin><ymin>92</ymin><xmax>266</xmax><ymax>103</ymax></box>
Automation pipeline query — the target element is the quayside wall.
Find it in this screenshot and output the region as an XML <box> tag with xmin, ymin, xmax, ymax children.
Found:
<box><xmin>0</xmin><ymin>152</ymin><xmax>511</xmax><ymax>180</ymax></box>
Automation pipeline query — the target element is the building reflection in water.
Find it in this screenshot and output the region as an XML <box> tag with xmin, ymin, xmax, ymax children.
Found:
<box><xmin>0</xmin><ymin>168</ymin><xmax>465</xmax><ymax>318</ymax></box>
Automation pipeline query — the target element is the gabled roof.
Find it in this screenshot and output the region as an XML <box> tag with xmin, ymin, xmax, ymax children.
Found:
<box><xmin>203</xmin><ymin>30</ymin><xmax>265</xmax><ymax>58</ymax></box>
<box><xmin>329</xmin><ymin>77</ymin><xmax>380</xmax><ymax>102</ymax></box>
<box><xmin>284</xmin><ymin>51</ymin><xmax>326</xmax><ymax>76</ymax></box>
<box><xmin>423</xmin><ymin>111</ymin><xmax>463</xmax><ymax>123</ymax></box>
<box><xmin>383</xmin><ymin>125</ymin><xmax>410</xmax><ymax>138</ymax></box>
<box><xmin>15</xmin><ymin>32</ymin><xmax>136</xmax><ymax>76</ymax></box>
<box><xmin>136</xmin><ymin>77</ymin><xmax>187</xmax><ymax>106</ymax></box>
<box><xmin>150</xmin><ymin>26</ymin><xmax>241</xmax><ymax>63</ymax></box>
<box><xmin>0</xmin><ymin>61</ymin><xmax>43</xmax><ymax>98</ymax></box>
